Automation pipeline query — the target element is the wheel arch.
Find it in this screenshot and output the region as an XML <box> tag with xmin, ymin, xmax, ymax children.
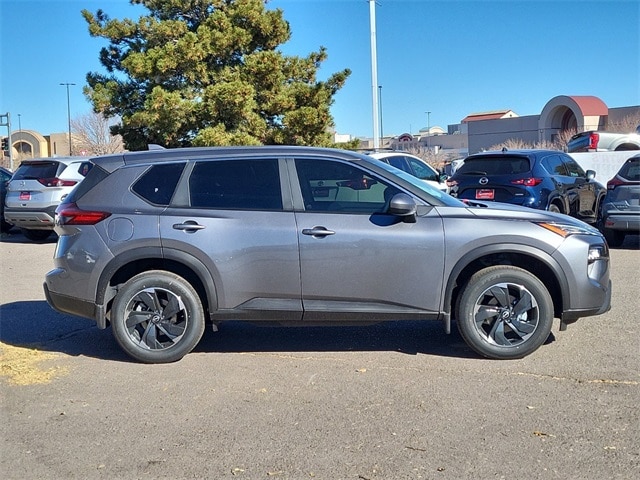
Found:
<box><xmin>547</xmin><ymin>193</ymin><xmax>567</xmax><ymax>214</ymax></box>
<box><xmin>96</xmin><ymin>247</ymin><xmax>217</xmax><ymax>324</ymax></box>
<box><xmin>443</xmin><ymin>244</ymin><xmax>569</xmax><ymax>323</ymax></box>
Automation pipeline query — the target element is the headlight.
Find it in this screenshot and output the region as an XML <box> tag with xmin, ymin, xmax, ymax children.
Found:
<box><xmin>588</xmin><ymin>245</ymin><xmax>609</xmax><ymax>264</ymax></box>
<box><xmin>536</xmin><ymin>222</ymin><xmax>601</xmax><ymax>238</ymax></box>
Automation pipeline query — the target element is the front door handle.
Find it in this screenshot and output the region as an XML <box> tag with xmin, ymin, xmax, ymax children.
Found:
<box><xmin>302</xmin><ymin>226</ymin><xmax>335</xmax><ymax>237</ymax></box>
<box><xmin>173</xmin><ymin>221</ymin><xmax>206</xmax><ymax>232</ymax></box>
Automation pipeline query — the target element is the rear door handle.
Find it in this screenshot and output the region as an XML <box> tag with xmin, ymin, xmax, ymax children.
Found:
<box><xmin>302</xmin><ymin>226</ymin><xmax>335</xmax><ymax>237</ymax></box>
<box><xmin>173</xmin><ymin>221</ymin><xmax>206</xmax><ymax>232</ymax></box>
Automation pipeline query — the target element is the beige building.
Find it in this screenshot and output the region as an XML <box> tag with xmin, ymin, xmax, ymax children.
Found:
<box><xmin>360</xmin><ymin>95</ymin><xmax>640</xmax><ymax>156</ymax></box>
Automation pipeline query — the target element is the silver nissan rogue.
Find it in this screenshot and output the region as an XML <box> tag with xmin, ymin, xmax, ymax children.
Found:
<box><xmin>44</xmin><ymin>147</ymin><xmax>612</xmax><ymax>363</ymax></box>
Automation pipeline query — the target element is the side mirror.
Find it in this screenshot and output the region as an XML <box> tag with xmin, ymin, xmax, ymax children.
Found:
<box><xmin>388</xmin><ymin>193</ymin><xmax>417</xmax><ymax>222</ymax></box>
<box><xmin>586</xmin><ymin>170</ymin><xmax>596</xmax><ymax>180</ymax></box>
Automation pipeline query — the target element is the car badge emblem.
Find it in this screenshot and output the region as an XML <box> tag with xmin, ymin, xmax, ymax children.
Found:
<box><xmin>20</xmin><ymin>180</ymin><xmax>26</xmax><ymax>187</ymax></box>
<box><xmin>479</xmin><ymin>177</ymin><xmax>489</xmax><ymax>185</ymax></box>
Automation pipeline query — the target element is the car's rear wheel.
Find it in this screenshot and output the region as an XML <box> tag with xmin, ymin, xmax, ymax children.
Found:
<box><xmin>0</xmin><ymin>218</ymin><xmax>12</xmax><ymax>233</ymax></box>
<box><xmin>21</xmin><ymin>228</ymin><xmax>52</xmax><ymax>242</ymax></box>
<box><xmin>456</xmin><ymin>266</ymin><xmax>553</xmax><ymax>359</ymax></box>
<box><xmin>111</xmin><ymin>271</ymin><xmax>205</xmax><ymax>364</ymax></box>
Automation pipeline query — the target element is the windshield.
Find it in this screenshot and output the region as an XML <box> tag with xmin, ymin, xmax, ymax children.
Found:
<box><xmin>365</xmin><ymin>157</ymin><xmax>465</xmax><ymax>207</ymax></box>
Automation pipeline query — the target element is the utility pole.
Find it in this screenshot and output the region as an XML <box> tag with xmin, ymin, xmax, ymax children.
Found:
<box><xmin>378</xmin><ymin>85</ymin><xmax>384</xmax><ymax>144</ymax></box>
<box><xmin>369</xmin><ymin>0</ymin><xmax>380</xmax><ymax>151</ymax></box>
<box><xmin>60</xmin><ymin>82</ymin><xmax>75</xmax><ymax>155</ymax></box>
<box><xmin>426</xmin><ymin>111</ymin><xmax>431</xmax><ymax>152</ymax></box>
<box><xmin>0</xmin><ymin>112</ymin><xmax>13</xmax><ymax>170</ymax></box>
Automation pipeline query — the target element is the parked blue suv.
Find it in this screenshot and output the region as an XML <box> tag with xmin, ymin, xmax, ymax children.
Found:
<box><xmin>447</xmin><ymin>149</ymin><xmax>606</xmax><ymax>224</ymax></box>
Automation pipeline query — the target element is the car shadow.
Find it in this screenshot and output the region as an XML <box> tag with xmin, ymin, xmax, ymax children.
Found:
<box><xmin>616</xmin><ymin>233</ymin><xmax>639</xmax><ymax>250</ymax></box>
<box><xmin>0</xmin><ymin>300</ymin><xmax>483</xmax><ymax>362</ymax></box>
<box><xmin>0</xmin><ymin>228</ymin><xmax>58</xmax><ymax>244</ymax></box>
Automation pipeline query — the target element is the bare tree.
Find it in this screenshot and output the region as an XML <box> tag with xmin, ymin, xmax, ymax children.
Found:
<box><xmin>606</xmin><ymin>113</ymin><xmax>640</xmax><ymax>133</ymax></box>
<box><xmin>71</xmin><ymin>112</ymin><xmax>125</xmax><ymax>155</ymax></box>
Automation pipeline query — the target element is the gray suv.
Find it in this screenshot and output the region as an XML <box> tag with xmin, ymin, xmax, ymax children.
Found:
<box><xmin>44</xmin><ymin>147</ymin><xmax>611</xmax><ymax>363</ymax></box>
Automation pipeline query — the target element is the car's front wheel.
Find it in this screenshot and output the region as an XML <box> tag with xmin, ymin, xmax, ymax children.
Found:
<box><xmin>456</xmin><ymin>266</ymin><xmax>553</xmax><ymax>359</ymax></box>
<box><xmin>111</xmin><ymin>271</ymin><xmax>205</xmax><ymax>363</ymax></box>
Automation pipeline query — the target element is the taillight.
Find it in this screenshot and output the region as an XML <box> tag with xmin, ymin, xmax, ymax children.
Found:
<box><xmin>606</xmin><ymin>177</ymin><xmax>625</xmax><ymax>190</ymax></box>
<box><xmin>38</xmin><ymin>177</ymin><xmax>78</xmax><ymax>187</ymax></box>
<box><xmin>588</xmin><ymin>132</ymin><xmax>599</xmax><ymax>150</ymax></box>
<box><xmin>56</xmin><ymin>202</ymin><xmax>111</xmax><ymax>225</ymax></box>
<box><xmin>511</xmin><ymin>178</ymin><xmax>543</xmax><ymax>186</ymax></box>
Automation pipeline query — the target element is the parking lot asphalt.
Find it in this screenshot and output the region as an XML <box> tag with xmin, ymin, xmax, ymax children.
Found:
<box><xmin>1</xmin><ymin>230</ymin><xmax>639</xmax><ymax>480</ymax></box>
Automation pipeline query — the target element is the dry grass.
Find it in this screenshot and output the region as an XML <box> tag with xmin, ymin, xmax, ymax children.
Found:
<box><xmin>0</xmin><ymin>342</ymin><xmax>69</xmax><ymax>386</ymax></box>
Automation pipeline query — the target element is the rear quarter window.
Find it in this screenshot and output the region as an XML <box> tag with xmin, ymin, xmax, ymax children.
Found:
<box><xmin>132</xmin><ymin>163</ymin><xmax>186</xmax><ymax>206</ymax></box>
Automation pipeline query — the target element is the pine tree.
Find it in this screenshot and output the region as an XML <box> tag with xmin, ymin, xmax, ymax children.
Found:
<box><xmin>82</xmin><ymin>0</ymin><xmax>351</xmax><ymax>150</ymax></box>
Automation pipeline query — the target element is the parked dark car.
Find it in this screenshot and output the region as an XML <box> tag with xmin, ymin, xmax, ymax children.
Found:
<box><xmin>599</xmin><ymin>153</ymin><xmax>640</xmax><ymax>246</ymax></box>
<box><xmin>44</xmin><ymin>147</ymin><xmax>611</xmax><ymax>363</ymax></box>
<box><xmin>0</xmin><ymin>166</ymin><xmax>13</xmax><ymax>232</ymax></box>
<box><xmin>447</xmin><ymin>149</ymin><xmax>606</xmax><ymax>224</ymax></box>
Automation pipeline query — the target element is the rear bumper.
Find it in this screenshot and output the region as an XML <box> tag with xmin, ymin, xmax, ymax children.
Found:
<box><xmin>4</xmin><ymin>205</ymin><xmax>57</xmax><ymax>230</ymax></box>
<box><xmin>603</xmin><ymin>213</ymin><xmax>640</xmax><ymax>232</ymax></box>
<box><xmin>43</xmin><ymin>279</ymin><xmax>107</xmax><ymax>329</ymax></box>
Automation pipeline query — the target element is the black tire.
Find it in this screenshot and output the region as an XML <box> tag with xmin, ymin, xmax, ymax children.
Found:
<box><xmin>111</xmin><ymin>270</ymin><xmax>205</xmax><ymax>364</ymax></box>
<box><xmin>21</xmin><ymin>228</ymin><xmax>52</xmax><ymax>242</ymax></box>
<box><xmin>456</xmin><ymin>266</ymin><xmax>553</xmax><ymax>360</ymax></box>
<box><xmin>603</xmin><ymin>228</ymin><xmax>625</xmax><ymax>248</ymax></box>
<box><xmin>0</xmin><ymin>219</ymin><xmax>12</xmax><ymax>233</ymax></box>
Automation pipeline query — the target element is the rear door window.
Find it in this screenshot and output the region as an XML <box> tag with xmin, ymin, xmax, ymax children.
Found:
<box><xmin>189</xmin><ymin>159</ymin><xmax>283</xmax><ymax>210</ymax></box>
<box><xmin>542</xmin><ymin>155</ymin><xmax>568</xmax><ymax>176</ymax></box>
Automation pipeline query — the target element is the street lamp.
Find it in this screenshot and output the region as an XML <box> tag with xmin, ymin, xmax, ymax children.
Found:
<box><xmin>426</xmin><ymin>111</ymin><xmax>431</xmax><ymax>152</ymax></box>
<box><xmin>378</xmin><ymin>85</ymin><xmax>383</xmax><ymax>142</ymax></box>
<box><xmin>60</xmin><ymin>82</ymin><xmax>75</xmax><ymax>155</ymax></box>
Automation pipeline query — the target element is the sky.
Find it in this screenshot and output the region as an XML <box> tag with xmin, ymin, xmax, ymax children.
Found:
<box><xmin>1</xmin><ymin>0</ymin><xmax>638</xmax><ymax>140</ymax></box>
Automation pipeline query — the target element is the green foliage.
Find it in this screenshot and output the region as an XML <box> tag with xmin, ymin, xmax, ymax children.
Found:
<box><xmin>82</xmin><ymin>0</ymin><xmax>351</xmax><ymax>150</ymax></box>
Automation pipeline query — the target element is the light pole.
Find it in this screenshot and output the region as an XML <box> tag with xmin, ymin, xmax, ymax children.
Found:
<box><xmin>369</xmin><ymin>0</ymin><xmax>380</xmax><ymax>150</ymax></box>
<box><xmin>60</xmin><ymin>82</ymin><xmax>75</xmax><ymax>155</ymax></box>
<box><xmin>17</xmin><ymin>114</ymin><xmax>21</xmax><ymax>159</ymax></box>
<box><xmin>378</xmin><ymin>85</ymin><xmax>383</xmax><ymax>143</ymax></box>
<box><xmin>426</xmin><ymin>111</ymin><xmax>431</xmax><ymax>152</ymax></box>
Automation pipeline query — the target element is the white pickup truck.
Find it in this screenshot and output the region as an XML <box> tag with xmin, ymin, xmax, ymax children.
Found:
<box><xmin>568</xmin><ymin>130</ymin><xmax>640</xmax><ymax>153</ymax></box>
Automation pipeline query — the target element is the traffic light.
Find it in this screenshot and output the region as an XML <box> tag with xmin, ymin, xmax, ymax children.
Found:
<box><xmin>1</xmin><ymin>137</ymin><xmax>8</xmax><ymax>151</ymax></box>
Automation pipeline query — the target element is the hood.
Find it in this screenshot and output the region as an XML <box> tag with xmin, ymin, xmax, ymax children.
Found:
<box><xmin>463</xmin><ymin>200</ymin><xmax>598</xmax><ymax>230</ymax></box>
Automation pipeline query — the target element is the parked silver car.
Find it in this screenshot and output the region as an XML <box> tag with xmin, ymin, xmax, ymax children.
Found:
<box><xmin>44</xmin><ymin>147</ymin><xmax>611</xmax><ymax>363</ymax></box>
<box><xmin>4</xmin><ymin>157</ymin><xmax>92</xmax><ymax>241</ymax></box>
<box><xmin>368</xmin><ymin>151</ymin><xmax>449</xmax><ymax>192</ymax></box>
